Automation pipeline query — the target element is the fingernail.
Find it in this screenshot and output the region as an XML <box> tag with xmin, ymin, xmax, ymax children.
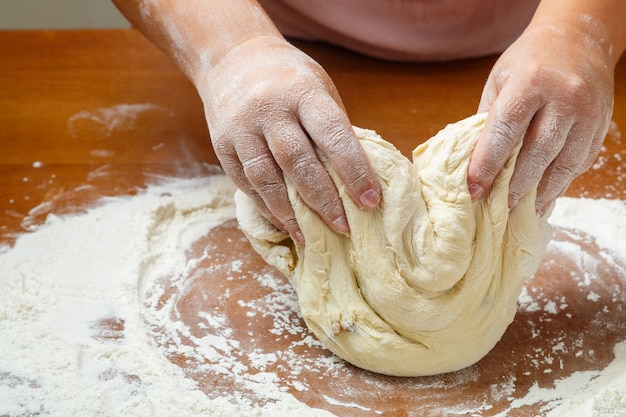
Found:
<box><xmin>468</xmin><ymin>184</ymin><xmax>484</xmax><ymax>200</ymax></box>
<box><xmin>360</xmin><ymin>189</ymin><xmax>380</xmax><ymax>209</ymax></box>
<box><xmin>333</xmin><ymin>215</ymin><xmax>350</xmax><ymax>234</ymax></box>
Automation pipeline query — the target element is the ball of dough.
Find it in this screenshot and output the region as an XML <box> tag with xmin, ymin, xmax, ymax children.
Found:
<box><xmin>235</xmin><ymin>113</ymin><xmax>552</xmax><ymax>376</ymax></box>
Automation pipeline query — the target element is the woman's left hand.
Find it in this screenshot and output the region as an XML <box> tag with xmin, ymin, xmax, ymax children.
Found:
<box><xmin>468</xmin><ymin>15</ymin><xmax>615</xmax><ymax>215</ymax></box>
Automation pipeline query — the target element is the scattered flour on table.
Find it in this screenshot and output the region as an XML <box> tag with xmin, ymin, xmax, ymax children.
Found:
<box><xmin>67</xmin><ymin>103</ymin><xmax>173</xmax><ymax>138</ymax></box>
<box><xmin>0</xmin><ymin>176</ymin><xmax>625</xmax><ymax>416</ymax></box>
<box><xmin>493</xmin><ymin>197</ymin><xmax>626</xmax><ymax>417</ymax></box>
<box><xmin>66</xmin><ymin>103</ymin><xmax>175</xmax><ymax>158</ymax></box>
<box><xmin>0</xmin><ymin>175</ymin><xmax>335</xmax><ymax>417</ymax></box>
<box><xmin>536</xmin><ymin>198</ymin><xmax>626</xmax><ymax>417</ymax></box>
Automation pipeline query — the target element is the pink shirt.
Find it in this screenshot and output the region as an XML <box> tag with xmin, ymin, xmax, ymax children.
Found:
<box><xmin>258</xmin><ymin>0</ymin><xmax>541</xmax><ymax>61</ymax></box>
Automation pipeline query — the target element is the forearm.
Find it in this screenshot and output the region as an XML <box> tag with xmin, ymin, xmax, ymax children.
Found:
<box><xmin>529</xmin><ymin>0</ymin><xmax>626</xmax><ymax>67</ymax></box>
<box><xmin>112</xmin><ymin>0</ymin><xmax>283</xmax><ymax>83</ymax></box>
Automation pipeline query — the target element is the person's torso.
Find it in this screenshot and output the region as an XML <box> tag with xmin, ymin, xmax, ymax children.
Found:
<box><xmin>258</xmin><ymin>0</ymin><xmax>541</xmax><ymax>61</ymax></box>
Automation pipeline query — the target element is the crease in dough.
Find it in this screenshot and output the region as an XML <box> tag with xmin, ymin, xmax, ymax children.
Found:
<box><xmin>235</xmin><ymin>113</ymin><xmax>552</xmax><ymax>376</ymax></box>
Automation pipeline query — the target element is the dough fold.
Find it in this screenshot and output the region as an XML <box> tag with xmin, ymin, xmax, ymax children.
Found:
<box><xmin>235</xmin><ymin>113</ymin><xmax>552</xmax><ymax>376</ymax></box>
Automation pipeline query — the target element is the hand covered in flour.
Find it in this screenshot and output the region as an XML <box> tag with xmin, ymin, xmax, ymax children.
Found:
<box><xmin>110</xmin><ymin>0</ymin><xmax>380</xmax><ymax>245</ymax></box>
<box><xmin>468</xmin><ymin>15</ymin><xmax>616</xmax><ymax>215</ymax></box>
<box><xmin>199</xmin><ymin>36</ymin><xmax>381</xmax><ymax>243</ymax></box>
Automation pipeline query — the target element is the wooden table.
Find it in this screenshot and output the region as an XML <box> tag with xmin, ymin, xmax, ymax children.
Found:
<box><xmin>1</xmin><ymin>29</ymin><xmax>625</xmax><ymax>416</ymax></box>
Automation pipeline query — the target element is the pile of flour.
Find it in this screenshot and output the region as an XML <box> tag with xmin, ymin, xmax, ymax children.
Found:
<box><xmin>0</xmin><ymin>175</ymin><xmax>625</xmax><ymax>416</ymax></box>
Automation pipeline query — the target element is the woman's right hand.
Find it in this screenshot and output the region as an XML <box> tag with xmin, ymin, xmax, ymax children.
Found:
<box><xmin>197</xmin><ymin>35</ymin><xmax>381</xmax><ymax>243</ymax></box>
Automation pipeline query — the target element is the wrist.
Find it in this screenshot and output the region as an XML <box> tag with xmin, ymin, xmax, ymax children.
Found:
<box><xmin>527</xmin><ymin>0</ymin><xmax>626</xmax><ymax>67</ymax></box>
<box><xmin>134</xmin><ymin>0</ymin><xmax>284</xmax><ymax>81</ymax></box>
<box><xmin>525</xmin><ymin>14</ymin><xmax>616</xmax><ymax>66</ymax></box>
<box><xmin>189</xmin><ymin>34</ymin><xmax>288</xmax><ymax>91</ymax></box>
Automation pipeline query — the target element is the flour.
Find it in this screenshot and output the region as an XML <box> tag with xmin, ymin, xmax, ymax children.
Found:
<box><xmin>493</xmin><ymin>197</ymin><xmax>626</xmax><ymax>417</ymax></box>
<box><xmin>0</xmin><ymin>175</ymin><xmax>334</xmax><ymax>417</ymax></box>
<box><xmin>540</xmin><ymin>197</ymin><xmax>626</xmax><ymax>416</ymax></box>
<box><xmin>0</xmin><ymin>176</ymin><xmax>625</xmax><ymax>416</ymax></box>
<box><xmin>67</xmin><ymin>103</ymin><xmax>174</xmax><ymax>138</ymax></box>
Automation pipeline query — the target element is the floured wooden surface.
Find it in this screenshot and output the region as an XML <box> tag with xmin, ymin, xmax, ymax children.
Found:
<box><xmin>2</xmin><ymin>114</ymin><xmax>626</xmax><ymax>417</ymax></box>
<box><xmin>1</xmin><ymin>160</ymin><xmax>626</xmax><ymax>416</ymax></box>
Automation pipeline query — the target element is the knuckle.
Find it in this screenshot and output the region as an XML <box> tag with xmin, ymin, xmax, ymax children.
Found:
<box><xmin>287</xmin><ymin>164</ymin><xmax>342</xmax><ymax>222</ymax></box>
<box><xmin>242</xmin><ymin>153</ymin><xmax>274</xmax><ymax>177</ymax></box>
<box><xmin>541</xmin><ymin>167</ymin><xmax>572</xmax><ymax>196</ymax></box>
<box><xmin>537</xmin><ymin>180</ymin><xmax>563</xmax><ymax>208</ymax></box>
<box><xmin>549</xmin><ymin>163</ymin><xmax>577</xmax><ymax>182</ymax></box>
<box><xmin>508</xmin><ymin>187</ymin><xmax>525</xmax><ymax>203</ymax></box>
<box><xmin>212</xmin><ymin>136</ymin><xmax>233</xmax><ymax>158</ymax></box>
<box><xmin>473</xmin><ymin>164</ymin><xmax>498</xmax><ymax>185</ymax></box>
<box><xmin>268</xmin><ymin>130</ymin><xmax>314</xmax><ymax>170</ymax></box>
<box><xmin>490</xmin><ymin>118</ymin><xmax>519</xmax><ymax>145</ymax></box>
<box><xmin>257</xmin><ymin>180</ymin><xmax>284</xmax><ymax>199</ymax></box>
<box><xmin>316</xmin><ymin>197</ymin><xmax>340</xmax><ymax>219</ymax></box>
<box><xmin>519</xmin><ymin>62</ymin><xmax>544</xmax><ymax>89</ymax></box>
<box><xmin>280</xmin><ymin>215</ymin><xmax>300</xmax><ymax>233</ymax></box>
<box><xmin>241</xmin><ymin>155</ymin><xmax>285</xmax><ymax>193</ymax></box>
<box><xmin>579</xmin><ymin>150</ymin><xmax>601</xmax><ymax>174</ymax></box>
<box><xmin>322</xmin><ymin>127</ymin><xmax>349</xmax><ymax>154</ymax></box>
<box><xmin>252</xmin><ymin>91</ymin><xmax>281</xmax><ymax>116</ymax></box>
<box><xmin>347</xmin><ymin>166</ymin><xmax>371</xmax><ymax>187</ymax></box>
<box><xmin>254</xmin><ymin>176</ymin><xmax>284</xmax><ymax>197</ymax></box>
<box><xmin>524</xmin><ymin>151</ymin><xmax>554</xmax><ymax>171</ymax></box>
<box><xmin>289</xmin><ymin>152</ymin><xmax>318</xmax><ymax>178</ymax></box>
<box><xmin>562</xmin><ymin>74</ymin><xmax>589</xmax><ymax>99</ymax></box>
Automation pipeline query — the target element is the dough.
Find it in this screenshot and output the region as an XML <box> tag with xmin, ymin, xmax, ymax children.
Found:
<box><xmin>235</xmin><ymin>113</ymin><xmax>552</xmax><ymax>376</ymax></box>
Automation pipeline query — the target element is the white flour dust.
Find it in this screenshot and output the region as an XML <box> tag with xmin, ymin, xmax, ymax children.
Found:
<box><xmin>0</xmin><ymin>175</ymin><xmax>334</xmax><ymax>417</ymax></box>
<box><xmin>0</xmin><ymin>176</ymin><xmax>625</xmax><ymax>416</ymax></box>
<box><xmin>514</xmin><ymin>198</ymin><xmax>626</xmax><ymax>417</ymax></box>
<box><xmin>67</xmin><ymin>103</ymin><xmax>174</xmax><ymax>138</ymax></box>
<box><xmin>66</xmin><ymin>103</ymin><xmax>176</xmax><ymax>159</ymax></box>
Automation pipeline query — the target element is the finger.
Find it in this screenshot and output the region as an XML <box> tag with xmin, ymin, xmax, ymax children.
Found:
<box><xmin>265</xmin><ymin>119</ymin><xmax>351</xmax><ymax>235</ymax></box>
<box><xmin>240</xmin><ymin>150</ymin><xmax>304</xmax><ymax>243</ymax></box>
<box><xmin>468</xmin><ymin>88</ymin><xmax>538</xmax><ymax>200</ymax></box>
<box><xmin>213</xmin><ymin>134</ymin><xmax>289</xmax><ymax>228</ymax></box>
<box><xmin>229</xmin><ymin>133</ymin><xmax>305</xmax><ymax>244</ymax></box>
<box><xmin>535</xmin><ymin>122</ymin><xmax>597</xmax><ymax>215</ymax></box>
<box><xmin>507</xmin><ymin>108</ymin><xmax>574</xmax><ymax>208</ymax></box>
<box><xmin>298</xmin><ymin>90</ymin><xmax>381</xmax><ymax>211</ymax></box>
<box><xmin>575</xmin><ymin>123</ymin><xmax>607</xmax><ymax>176</ymax></box>
<box><xmin>476</xmin><ymin>68</ymin><xmax>504</xmax><ymax>114</ymax></box>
